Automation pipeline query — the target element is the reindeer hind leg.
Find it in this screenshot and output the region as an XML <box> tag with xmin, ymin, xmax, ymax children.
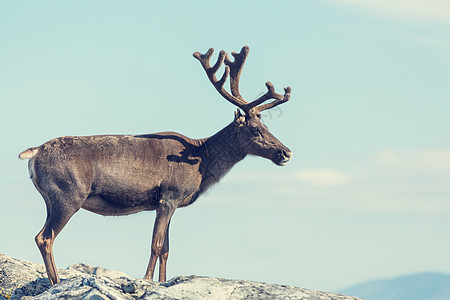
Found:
<box><xmin>35</xmin><ymin>191</ymin><xmax>84</xmax><ymax>285</ymax></box>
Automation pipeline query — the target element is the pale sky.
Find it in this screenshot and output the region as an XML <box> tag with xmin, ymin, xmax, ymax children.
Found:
<box><xmin>1</xmin><ymin>0</ymin><xmax>449</xmax><ymax>292</ymax></box>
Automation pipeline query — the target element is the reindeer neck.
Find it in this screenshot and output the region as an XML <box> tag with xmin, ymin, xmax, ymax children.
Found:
<box><xmin>196</xmin><ymin>121</ymin><xmax>246</xmax><ymax>190</ymax></box>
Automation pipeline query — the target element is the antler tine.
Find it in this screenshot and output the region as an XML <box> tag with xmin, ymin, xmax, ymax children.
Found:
<box><xmin>194</xmin><ymin>47</ymin><xmax>248</xmax><ymax>110</ymax></box>
<box><xmin>252</xmin><ymin>84</ymin><xmax>291</xmax><ymax>114</ymax></box>
<box><xmin>224</xmin><ymin>45</ymin><xmax>249</xmax><ymax>101</ymax></box>
<box><xmin>192</xmin><ymin>48</ymin><xmax>214</xmax><ymax>69</ymax></box>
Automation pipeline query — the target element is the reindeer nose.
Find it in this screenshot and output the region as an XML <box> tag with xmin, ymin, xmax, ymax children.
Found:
<box><xmin>277</xmin><ymin>149</ymin><xmax>293</xmax><ymax>165</ymax></box>
<box><xmin>282</xmin><ymin>149</ymin><xmax>293</xmax><ymax>160</ymax></box>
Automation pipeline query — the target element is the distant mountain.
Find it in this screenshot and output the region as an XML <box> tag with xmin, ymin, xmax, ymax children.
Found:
<box><xmin>338</xmin><ymin>272</ymin><xmax>450</xmax><ymax>300</ymax></box>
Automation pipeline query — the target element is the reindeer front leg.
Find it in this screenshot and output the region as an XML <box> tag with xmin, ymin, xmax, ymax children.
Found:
<box><xmin>158</xmin><ymin>220</ymin><xmax>170</xmax><ymax>282</ymax></box>
<box><xmin>144</xmin><ymin>200</ymin><xmax>176</xmax><ymax>282</ymax></box>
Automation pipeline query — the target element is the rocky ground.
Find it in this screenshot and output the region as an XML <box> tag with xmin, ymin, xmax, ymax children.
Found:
<box><xmin>0</xmin><ymin>253</ymin><xmax>362</xmax><ymax>300</ymax></box>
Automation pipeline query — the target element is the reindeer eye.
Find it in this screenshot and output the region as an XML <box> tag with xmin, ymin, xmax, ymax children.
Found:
<box><xmin>251</xmin><ymin>127</ymin><xmax>261</xmax><ymax>136</ymax></box>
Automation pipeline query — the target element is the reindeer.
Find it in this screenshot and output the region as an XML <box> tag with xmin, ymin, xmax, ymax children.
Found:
<box><xmin>19</xmin><ymin>46</ymin><xmax>293</xmax><ymax>286</ymax></box>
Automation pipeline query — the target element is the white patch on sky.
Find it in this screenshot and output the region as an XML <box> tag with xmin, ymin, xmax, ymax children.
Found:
<box><xmin>329</xmin><ymin>0</ymin><xmax>450</xmax><ymax>23</ymax></box>
<box><xmin>408</xmin><ymin>34</ymin><xmax>450</xmax><ymax>50</ymax></box>
<box><xmin>375</xmin><ymin>148</ymin><xmax>450</xmax><ymax>171</ymax></box>
<box><xmin>293</xmin><ymin>168</ymin><xmax>350</xmax><ymax>187</ymax></box>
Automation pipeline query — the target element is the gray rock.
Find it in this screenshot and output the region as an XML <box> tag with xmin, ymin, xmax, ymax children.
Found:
<box><xmin>0</xmin><ymin>253</ymin><xmax>363</xmax><ymax>300</ymax></box>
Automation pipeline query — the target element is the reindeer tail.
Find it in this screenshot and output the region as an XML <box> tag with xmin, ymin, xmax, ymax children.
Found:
<box><xmin>18</xmin><ymin>147</ymin><xmax>39</xmax><ymax>160</ymax></box>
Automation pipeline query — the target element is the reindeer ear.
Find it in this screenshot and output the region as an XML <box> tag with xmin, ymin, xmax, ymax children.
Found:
<box><xmin>234</xmin><ymin>109</ymin><xmax>244</xmax><ymax>121</ymax></box>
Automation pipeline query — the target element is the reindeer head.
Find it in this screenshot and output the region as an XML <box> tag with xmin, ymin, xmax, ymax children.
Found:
<box><xmin>194</xmin><ymin>46</ymin><xmax>293</xmax><ymax>166</ymax></box>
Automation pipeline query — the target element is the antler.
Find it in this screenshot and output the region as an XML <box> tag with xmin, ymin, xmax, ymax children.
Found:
<box><xmin>193</xmin><ymin>46</ymin><xmax>291</xmax><ymax>117</ymax></box>
<box><xmin>250</xmin><ymin>83</ymin><xmax>291</xmax><ymax>114</ymax></box>
<box><xmin>193</xmin><ymin>47</ymin><xmax>248</xmax><ymax>111</ymax></box>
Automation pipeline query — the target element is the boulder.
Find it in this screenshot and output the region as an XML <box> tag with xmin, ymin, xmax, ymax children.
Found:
<box><xmin>0</xmin><ymin>253</ymin><xmax>362</xmax><ymax>300</ymax></box>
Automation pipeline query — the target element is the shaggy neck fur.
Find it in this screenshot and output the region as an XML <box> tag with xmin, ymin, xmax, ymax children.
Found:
<box><xmin>197</xmin><ymin>121</ymin><xmax>247</xmax><ymax>191</ymax></box>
